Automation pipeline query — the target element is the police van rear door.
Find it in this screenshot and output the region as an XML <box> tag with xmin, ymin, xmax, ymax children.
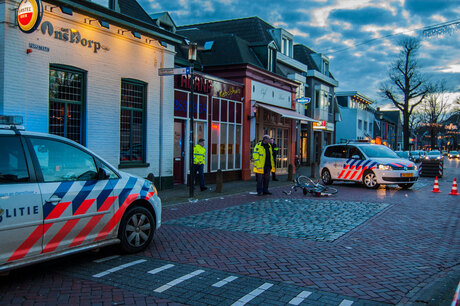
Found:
<box><xmin>0</xmin><ymin>135</ymin><xmax>43</xmax><ymax>265</ymax></box>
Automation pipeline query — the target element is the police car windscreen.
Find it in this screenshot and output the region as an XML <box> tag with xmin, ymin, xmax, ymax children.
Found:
<box><xmin>360</xmin><ymin>145</ymin><xmax>398</xmax><ymax>158</ymax></box>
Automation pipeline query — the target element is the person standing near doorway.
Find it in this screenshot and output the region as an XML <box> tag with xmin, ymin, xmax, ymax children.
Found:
<box><xmin>253</xmin><ymin>135</ymin><xmax>275</xmax><ymax>196</ymax></box>
<box><xmin>193</xmin><ymin>138</ymin><xmax>208</xmax><ymax>191</ymax></box>
<box><xmin>269</xmin><ymin>138</ymin><xmax>279</xmax><ymax>181</ymax></box>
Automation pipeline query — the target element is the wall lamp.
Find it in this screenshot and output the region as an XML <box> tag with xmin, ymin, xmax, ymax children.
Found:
<box><xmin>60</xmin><ymin>6</ymin><xmax>73</xmax><ymax>15</ymax></box>
<box><xmin>98</xmin><ymin>20</ymin><xmax>110</xmax><ymax>29</ymax></box>
<box><xmin>247</xmin><ymin>105</ymin><xmax>257</xmax><ymax>120</ymax></box>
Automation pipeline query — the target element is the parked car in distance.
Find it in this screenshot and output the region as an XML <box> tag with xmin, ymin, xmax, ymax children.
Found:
<box><xmin>442</xmin><ymin>150</ymin><xmax>448</xmax><ymax>156</ymax></box>
<box><xmin>0</xmin><ymin>116</ymin><xmax>161</xmax><ymax>273</ymax></box>
<box><xmin>448</xmin><ymin>151</ymin><xmax>459</xmax><ymax>159</ymax></box>
<box><xmin>396</xmin><ymin>151</ymin><xmax>415</xmax><ymax>162</ymax></box>
<box><xmin>410</xmin><ymin>150</ymin><xmax>426</xmax><ymax>163</ymax></box>
<box><xmin>425</xmin><ymin>150</ymin><xmax>443</xmax><ymax>161</ymax></box>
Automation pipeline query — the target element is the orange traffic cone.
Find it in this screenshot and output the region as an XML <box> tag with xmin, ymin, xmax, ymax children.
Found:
<box><xmin>449</xmin><ymin>178</ymin><xmax>459</xmax><ymax>195</ymax></box>
<box><xmin>432</xmin><ymin>177</ymin><xmax>441</xmax><ymax>193</ymax></box>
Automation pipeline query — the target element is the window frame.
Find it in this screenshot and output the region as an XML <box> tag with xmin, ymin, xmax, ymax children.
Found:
<box><xmin>49</xmin><ymin>64</ymin><xmax>87</xmax><ymax>145</ymax></box>
<box><xmin>119</xmin><ymin>78</ymin><xmax>148</xmax><ymax>167</ymax></box>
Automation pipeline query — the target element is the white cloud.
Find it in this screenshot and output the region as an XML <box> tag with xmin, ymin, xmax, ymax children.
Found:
<box><xmin>288</xmin><ymin>28</ymin><xmax>309</xmax><ymax>38</ymax></box>
<box><xmin>438</xmin><ymin>64</ymin><xmax>460</xmax><ymax>73</ymax></box>
<box><xmin>430</xmin><ymin>14</ymin><xmax>447</xmax><ymax>23</ymax></box>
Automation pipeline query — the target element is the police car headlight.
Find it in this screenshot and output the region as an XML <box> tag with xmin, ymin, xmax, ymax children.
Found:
<box><xmin>378</xmin><ymin>164</ymin><xmax>392</xmax><ymax>171</ymax></box>
<box><xmin>414</xmin><ymin>165</ymin><xmax>418</xmax><ymax>171</ymax></box>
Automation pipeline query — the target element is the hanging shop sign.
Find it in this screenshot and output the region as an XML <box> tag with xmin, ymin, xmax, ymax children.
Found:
<box><xmin>17</xmin><ymin>0</ymin><xmax>43</xmax><ymax>33</ymax></box>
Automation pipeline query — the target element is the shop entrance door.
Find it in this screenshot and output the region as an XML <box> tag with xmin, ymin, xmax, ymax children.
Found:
<box><xmin>173</xmin><ymin>120</ymin><xmax>185</xmax><ymax>184</ymax></box>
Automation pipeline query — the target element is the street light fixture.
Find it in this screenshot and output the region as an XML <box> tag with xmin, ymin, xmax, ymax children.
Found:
<box><xmin>188</xmin><ymin>42</ymin><xmax>197</xmax><ymax>198</ymax></box>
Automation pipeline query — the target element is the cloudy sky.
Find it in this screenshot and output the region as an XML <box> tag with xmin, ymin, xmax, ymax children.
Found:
<box><xmin>140</xmin><ymin>0</ymin><xmax>460</xmax><ymax>107</ymax></box>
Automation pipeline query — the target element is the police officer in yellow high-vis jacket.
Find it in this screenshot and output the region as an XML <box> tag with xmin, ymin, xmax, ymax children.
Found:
<box><xmin>252</xmin><ymin>135</ymin><xmax>275</xmax><ymax>196</ymax></box>
<box><xmin>193</xmin><ymin>138</ymin><xmax>208</xmax><ymax>191</ymax></box>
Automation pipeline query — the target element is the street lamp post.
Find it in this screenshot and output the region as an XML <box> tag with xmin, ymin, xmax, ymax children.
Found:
<box><xmin>188</xmin><ymin>43</ymin><xmax>197</xmax><ymax>198</ymax></box>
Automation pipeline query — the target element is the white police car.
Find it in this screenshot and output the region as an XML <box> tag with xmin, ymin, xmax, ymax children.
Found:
<box><xmin>320</xmin><ymin>143</ymin><xmax>418</xmax><ymax>189</ymax></box>
<box><xmin>0</xmin><ymin>116</ymin><xmax>161</xmax><ymax>272</ymax></box>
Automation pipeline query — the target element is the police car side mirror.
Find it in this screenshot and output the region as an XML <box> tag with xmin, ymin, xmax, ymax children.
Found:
<box><xmin>97</xmin><ymin>168</ymin><xmax>109</xmax><ymax>180</ymax></box>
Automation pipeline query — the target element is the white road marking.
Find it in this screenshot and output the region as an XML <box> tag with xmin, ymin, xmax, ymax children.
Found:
<box><xmin>339</xmin><ymin>299</ymin><xmax>354</xmax><ymax>306</ymax></box>
<box><xmin>154</xmin><ymin>270</ymin><xmax>205</xmax><ymax>293</ymax></box>
<box><xmin>288</xmin><ymin>290</ymin><xmax>312</xmax><ymax>305</ymax></box>
<box><xmin>148</xmin><ymin>264</ymin><xmax>175</xmax><ymax>275</ymax></box>
<box><xmin>93</xmin><ymin>255</ymin><xmax>120</xmax><ymax>263</ymax></box>
<box><xmin>231</xmin><ymin>283</ymin><xmax>273</xmax><ymax>306</ymax></box>
<box><xmin>92</xmin><ymin>259</ymin><xmax>146</xmax><ymax>278</ymax></box>
<box><xmin>212</xmin><ymin>276</ymin><xmax>238</xmax><ymax>287</ymax></box>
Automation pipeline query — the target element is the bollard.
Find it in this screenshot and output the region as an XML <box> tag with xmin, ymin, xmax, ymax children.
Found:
<box><xmin>215</xmin><ymin>169</ymin><xmax>223</xmax><ymax>193</ymax></box>
<box><xmin>310</xmin><ymin>163</ymin><xmax>317</xmax><ymax>179</ymax></box>
<box><xmin>288</xmin><ymin>164</ymin><xmax>293</xmax><ymax>181</ymax></box>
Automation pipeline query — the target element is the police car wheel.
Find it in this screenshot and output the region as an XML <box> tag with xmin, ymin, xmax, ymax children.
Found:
<box><xmin>363</xmin><ymin>171</ymin><xmax>379</xmax><ymax>189</ymax></box>
<box><xmin>321</xmin><ymin>169</ymin><xmax>333</xmax><ymax>185</ymax></box>
<box><xmin>119</xmin><ymin>206</ymin><xmax>155</xmax><ymax>253</ymax></box>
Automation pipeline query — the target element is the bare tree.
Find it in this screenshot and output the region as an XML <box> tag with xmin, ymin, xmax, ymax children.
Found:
<box><xmin>380</xmin><ymin>37</ymin><xmax>430</xmax><ymax>150</ymax></box>
<box><xmin>419</xmin><ymin>82</ymin><xmax>450</xmax><ymax>149</ymax></box>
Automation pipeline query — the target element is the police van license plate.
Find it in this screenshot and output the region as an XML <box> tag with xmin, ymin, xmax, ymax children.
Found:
<box><xmin>401</xmin><ymin>173</ymin><xmax>413</xmax><ymax>177</ymax></box>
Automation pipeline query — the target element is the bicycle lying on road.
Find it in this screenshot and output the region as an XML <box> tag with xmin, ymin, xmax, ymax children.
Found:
<box><xmin>283</xmin><ymin>175</ymin><xmax>338</xmax><ymax>197</ymax></box>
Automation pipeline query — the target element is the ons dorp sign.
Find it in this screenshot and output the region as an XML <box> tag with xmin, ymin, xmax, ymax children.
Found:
<box><xmin>17</xmin><ymin>0</ymin><xmax>43</xmax><ymax>33</ymax></box>
<box><xmin>41</xmin><ymin>21</ymin><xmax>103</xmax><ymax>53</ymax></box>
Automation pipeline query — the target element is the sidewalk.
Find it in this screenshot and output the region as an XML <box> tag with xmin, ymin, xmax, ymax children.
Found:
<box><xmin>159</xmin><ymin>165</ymin><xmax>319</xmax><ymax>206</ymax></box>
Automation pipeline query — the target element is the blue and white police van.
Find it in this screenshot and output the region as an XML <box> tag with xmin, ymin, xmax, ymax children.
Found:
<box><xmin>0</xmin><ymin>116</ymin><xmax>161</xmax><ymax>272</ymax></box>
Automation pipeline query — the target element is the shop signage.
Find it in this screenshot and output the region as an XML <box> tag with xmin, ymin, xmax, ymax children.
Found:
<box><xmin>313</xmin><ymin>120</ymin><xmax>327</xmax><ymax>129</ymax></box>
<box><xmin>17</xmin><ymin>0</ymin><xmax>43</xmax><ymax>33</ymax></box>
<box><xmin>296</xmin><ymin>97</ymin><xmax>311</xmax><ymax>104</ymax></box>
<box><xmin>158</xmin><ymin>67</ymin><xmax>190</xmax><ymax>76</ymax></box>
<box><xmin>179</xmin><ymin>75</ymin><xmax>212</xmax><ymax>94</ymax></box>
<box><xmin>40</xmin><ymin>21</ymin><xmax>104</xmax><ymax>53</ymax></box>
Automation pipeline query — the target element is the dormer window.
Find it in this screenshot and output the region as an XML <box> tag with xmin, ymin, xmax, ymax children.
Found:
<box><xmin>268</xmin><ymin>47</ymin><xmax>276</xmax><ymax>72</ymax></box>
<box><xmin>281</xmin><ymin>36</ymin><xmax>292</xmax><ymax>57</ymax></box>
<box><xmin>323</xmin><ymin>61</ymin><xmax>329</xmax><ymax>75</ymax></box>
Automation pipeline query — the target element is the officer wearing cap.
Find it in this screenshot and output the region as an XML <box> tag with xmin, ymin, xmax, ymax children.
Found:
<box><xmin>193</xmin><ymin>138</ymin><xmax>208</xmax><ymax>191</ymax></box>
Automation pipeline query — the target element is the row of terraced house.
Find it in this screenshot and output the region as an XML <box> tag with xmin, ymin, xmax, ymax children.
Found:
<box><xmin>0</xmin><ymin>0</ymin><xmax>404</xmax><ymax>189</ymax></box>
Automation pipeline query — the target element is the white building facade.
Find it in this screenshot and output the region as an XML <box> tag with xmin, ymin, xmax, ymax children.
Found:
<box><xmin>1</xmin><ymin>0</ymin><xmax>183</xmax><ymax>188</ymax></box>
<box><xmin>336</xmin><ymin>92</ymin><xmax>375</xmax><ymax>143</ymax></box>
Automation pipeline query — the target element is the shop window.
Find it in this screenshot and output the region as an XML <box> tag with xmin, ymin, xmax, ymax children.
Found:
<box><xmin>358</xmin><ymin>120</ymin><xmax>363</xmax><ymax>130</ymax></box>
<box><xmin>212</xmin><ymin>98</ymin><xmax>219</xmax><ymax>121</ymax></box>
<box><xmin>174</xmin><ymin>90</ymin><xmax>188</xmax><ymax>118</ymax></box>
<box><xmin>49</xmin><ymin>65</ymin><xmax>85</xmax><ymax>144</ymax></box>
<box><xmin>120</xmin><ymin>79</ymin><xmax>146</xmax><ymax>164</ymax></box>
<box><xmin>210</xmin><ymin>99</ymin><xmax>243</xmax><ymax>171</ymax></box>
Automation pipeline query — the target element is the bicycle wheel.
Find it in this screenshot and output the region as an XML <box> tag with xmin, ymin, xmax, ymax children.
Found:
<box><xmin>321</xmin><ymin>186</ymin><xmax>338</xmax><ymax>194</ymax></box>
<box><xmin>296</xmin><ymin>176</ymin><xmax>315</xmax><ymax>188</ymax></box>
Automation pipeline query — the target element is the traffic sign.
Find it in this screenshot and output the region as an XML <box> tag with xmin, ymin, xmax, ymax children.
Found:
<box><xmin>158</xmin><ymin>67</ymin><xmax>191</xmax><ymax>76</ymax></box>
<box><xmin>296</xmin><ymin>97</ymin><xmax>311</xmax><ymax>104</ymax></box>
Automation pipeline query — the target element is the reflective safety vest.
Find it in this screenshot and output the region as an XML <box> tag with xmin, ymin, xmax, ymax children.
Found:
<box><xmin>252</xmin><ymin>141</ymin><xmax>275</xmax><ymax>174</ymax></box>
<box><xmin>193</xmin><ymin>144</ymin><xmax>206</xmax><ymax>165</ymax></box>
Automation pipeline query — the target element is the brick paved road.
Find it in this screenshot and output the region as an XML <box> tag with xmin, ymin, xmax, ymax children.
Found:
<box><xmin>0</xmin><ymin>159</ymin><xmax>458</xmax><ymax>305</ymax></box>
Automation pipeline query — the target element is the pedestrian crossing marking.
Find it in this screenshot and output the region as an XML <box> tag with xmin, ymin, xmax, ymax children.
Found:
<box><xmin>93</xmin><ymin>255</ymin><xmax>120</xmax><ymax>263</ymax></box>
<box><xmin>231</xmin><ymin>282</ymin><xmax>273</xmax><ymax>305</ymax></box>
<box><xmin>212</xmin><ymin>275</ymin><xmax>238</xmax><ymax>287</ymax></box>
<box><xmin>154</xmin><ymin>269</ymin><xmax>205</xmax><ymax>293</ymax></box>
<box><xmin>288</xmin><ymin>290</ymin><xmax>312</xmax><ymax>305</ymax></box>
<box><xmin>148</xmin><ymin>264</ymin><xmax>174</xmax><ymax>275</ymax></box>
<box><xmin>92</xmin><ymin>259</ymin><xmax>146</xmax><ymax>278</ymax></box>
